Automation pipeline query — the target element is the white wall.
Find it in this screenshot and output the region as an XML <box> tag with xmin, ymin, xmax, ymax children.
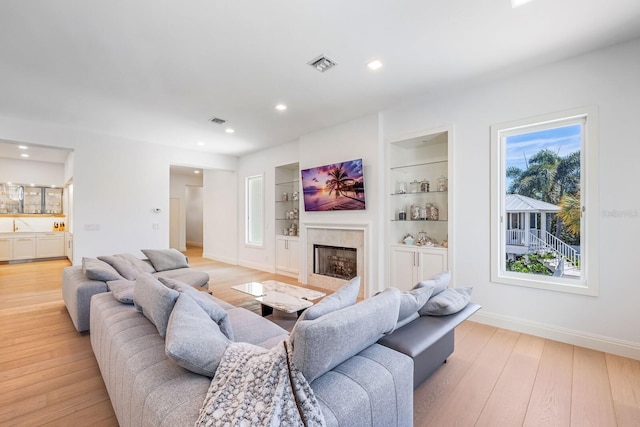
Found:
<box><xmin>382</xmin><ymin>37</ymin><xmax>640</xmax><ymax>359</ymax></box>
<box><xmin>0</xmin><ymin>158</ymin><xmax>65</xmax><ymax>186</ymax></box>
<box><xmin>0</xmin><ymin>116</ymin><xmax>237</xmax><ymax>264</ymax></box>
<box><xmin>203</xmin><ymin>169</ymin><xmax>238</xmax><ymax>264</ymax></box>
<box><xmin>236</xmin><ymin>140</ymin><xmax>299</xmax><ymax>272</ymax></box>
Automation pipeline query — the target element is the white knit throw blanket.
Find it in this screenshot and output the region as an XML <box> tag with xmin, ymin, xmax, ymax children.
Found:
<box><xmin>195</xmin><ymin>341</ymin><xmax>325</xmax><ymax>427</ymax></box>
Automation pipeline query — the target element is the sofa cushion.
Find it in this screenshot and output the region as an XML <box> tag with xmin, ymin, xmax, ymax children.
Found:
<box><xmin>300</xmin><ymin>276</ymin><xmax>360</xmax><ymax>321</ymax></box>
<box><xmin>153</xmin><ymin>268</ymin><xmax>209</xmax><ymax>288</ymax></box>
<box><xmin>226</xmin><ymin>307</ymin><xmax>289</xmax><ymax>347</ymax></box>
<box><xmin>134</xmin><ymin>273</ymin><xmax>180</xmax><ymax>337</ymax></box>
<box><xmin>82</xmin><ymin>257</ymin><xmax>123</xmax><ymax>281</ymax></box>
<box><xmin>159</xmin><ymin>277</ymin><xmax>233</xmax><ymax>340</ymax></box>
<box><xmin>421</xmin><ymin>287</ymin><xmax>473</xmax><ymax>316</ymax></box>
<box><xmin>141</xmin><ymin>248</ymin><xmax>189</xmax><ymax>272</ymax></box>
<box><xmin>165</xmin><ymin>293</ymin><xmax>231</xmax><ymax>377</ymax></box>
<box><xmin>291</xmin><ymin>287</ymin><xmax>401</xmax><ymax>383</ymax></box>
<box><xmin>398</xmin><ymin>285</ymin><xmax>434</xmax><ymax>323</ymax></box>
<box><xmin>106</xmin><ymin>279</ymin><xmax>135</xmax><ymax>304</ymax></box>
<box><xmin>98</xmin><ymin>253</ymin><xmax>155</xmax><ymax>280</ymax></box>
<box><xmin>416</xmin><ymin>270</ymin><xmax>451</xmax><ymax>315</ymax></box>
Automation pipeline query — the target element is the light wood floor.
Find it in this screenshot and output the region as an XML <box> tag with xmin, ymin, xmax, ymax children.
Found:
<box><xmin>1</xmin><ymin>248</ymin><xmax>639</xmax><ymax>426</ymax></box>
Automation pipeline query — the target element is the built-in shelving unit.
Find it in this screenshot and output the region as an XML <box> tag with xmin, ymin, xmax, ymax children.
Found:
<box><xmin>275</xmin><ymin>163</ymin><xmax>300</xmax><ymax>277</ymax></box>
<box><xmin>387</xmin><ymin>127</ymin><xmax>452</xmax><ymax>290</ymax></box>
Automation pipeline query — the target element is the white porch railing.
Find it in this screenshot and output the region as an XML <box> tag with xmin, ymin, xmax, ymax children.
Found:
<box><xmin>506</xmin><ymin>229</ymin><xmax>580</xmax><ymax>270</ymax></box>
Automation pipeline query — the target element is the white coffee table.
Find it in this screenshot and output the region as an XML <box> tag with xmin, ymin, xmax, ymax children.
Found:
<box><xmin>232</xmin><ymin>280</ymin><xmax>326</xmax><ymax>317</ymax></box>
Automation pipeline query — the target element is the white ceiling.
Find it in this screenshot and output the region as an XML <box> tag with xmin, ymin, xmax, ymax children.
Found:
<box><xmin>1</xmin><ymin>0</ymin><xmax>639</xmax><ymax>158</ymax></box>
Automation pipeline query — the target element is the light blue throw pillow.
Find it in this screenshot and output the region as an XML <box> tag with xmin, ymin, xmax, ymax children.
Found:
<box><xmin>134</xmin><ymin>273</ymin><xmax>179</xmax><ymax>337</ymax></box>
<box><xmin>291</xmin><ymin>287</ymin><xmax>401</xmax><ymax>383</ymax></box>
<box><xmin>300</xmin><ymin>276</ymin><xmax>361</xmax><ymax>321</ymax></box>
<box><xmin>421</xmin><ymin>287</ymin><xmax>473</xmax><ymax>316</ymax></box>
<box><xmin>165</xmin><ymin>294</ymin><xmax>231</xmax><ymax>377</ymax></box>
<box><xmin>159</xmin><ymin>277</ymin><xmax>234</xmax><ymax>340</ymax></box>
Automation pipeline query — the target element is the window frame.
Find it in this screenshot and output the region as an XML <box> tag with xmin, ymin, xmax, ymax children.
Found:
<box><xmin>490</xmin><ymin>107</ymin><xmax>599</xmax><ymax>296</ymax></box>
<box><xmin>245</xmin><ymin>173</ymin><xmax>264</xmax><ymax>248</ymax></box>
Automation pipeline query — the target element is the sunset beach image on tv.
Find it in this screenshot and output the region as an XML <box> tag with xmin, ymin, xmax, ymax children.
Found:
<box><xmin>301</xmin><ymin>159</ymin><xmax>366</xmax><ymax>211</ymax></box>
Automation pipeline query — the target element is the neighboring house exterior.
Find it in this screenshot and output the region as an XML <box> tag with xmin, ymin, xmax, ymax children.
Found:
<box><xmin>505</xmin><ymin>194</ymin><xmax>579</xmax><ymax>276</ymax></box>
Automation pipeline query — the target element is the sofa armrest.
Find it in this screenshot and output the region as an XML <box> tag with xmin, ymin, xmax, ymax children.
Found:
<box><xmin>62</xmin><ymin>266</ymin><xmax>108</xmax><ymax>332</ymax></box>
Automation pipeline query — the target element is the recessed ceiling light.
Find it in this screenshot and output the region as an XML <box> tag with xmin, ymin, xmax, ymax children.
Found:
<box><xmin>197</xmin><ymin>141</ymin><xmax>205</xmax><ymax>146</ymax></box>
<box><xmin>367</xmin><ymin>59</ymin><xmax>383</xmax><ymax>70</ymax></box>
<box><xmin>194</xmin><ymin>170</ymin><xmax>200</xmax><ymax>174</ymax></box>
<box><xmin>225</xmin><ymin>128</ymin><xmax>235</xmax><ymax>134</ymax></box>
<box><xmin>30</xmin><ymin>183</ymin><xmax>35</xmax><ymax>187</ymax></box>
<box><xmin>18</xmin><ymin>145</ymin><xmax>28</xmax><ymax>150</ymax></box>
<box><xmin>275</xmin><ymin>104</ymin><xmax>287</xmax><ymax>111</ymax></box>
<box><xmin>50</xmin><ymin>185</ymin><xmax>56</xmax><ymax>188</ymax></box>
<box><xmin>511</xmin><ymin>0</ymin><xmax>534</xmax><ymax>7</ymax></box>
<box><xmin>21</xmin><ymin>153</ymin><xmax>29</xmax><ymax>158</ymax></box>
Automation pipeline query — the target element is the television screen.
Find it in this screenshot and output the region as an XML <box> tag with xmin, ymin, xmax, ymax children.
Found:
<box><xmin>301</xmin><ymin>158</ymin><xmax>366</xmax><ymax>211</ymax></box>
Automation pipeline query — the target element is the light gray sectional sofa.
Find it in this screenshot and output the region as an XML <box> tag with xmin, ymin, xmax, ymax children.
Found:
<box><xmin>90</xmin><ymin>275</ymin><xmax>414</xmax><ymax>426</ymax></box>
<box><xmin>62</xmin><ymin>249</ymin><xmax>209</xmax><ymax>332</ymax></box>
<box><xmin>88</xmin><ymin>270</ymin><xmax>478</xmax><ymax>426</ymax></box>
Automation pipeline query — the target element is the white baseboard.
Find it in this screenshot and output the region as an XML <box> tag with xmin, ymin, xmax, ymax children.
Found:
<box><xmin>472</xmin><ymin>311</ymin><xmax>640</xmax><ymax>361</ymax></box>
<box><xmin>237</xmin><ymin>259</ymin><xmax>275</xmax><ymax>274</ymax></box>
<box><xmin>186</xmin><ymin>241</ymin><xmax>203</xmax><ymax>247</ymax></box>
<box><xmin>202</xmin><ymin>252</ymin><xmax>237</xmax><ymax>265</ymax></box>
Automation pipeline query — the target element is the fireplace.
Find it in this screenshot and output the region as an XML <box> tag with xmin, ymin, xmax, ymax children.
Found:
<box><xmin>304</xmin><ymin>223</ymin><xmax>368</xmax><ymax>298</ymax></box>
<box><xmin>313</xmin><ymin>244</ymin><xmax>357</xmax><ymax>280</ymax></box>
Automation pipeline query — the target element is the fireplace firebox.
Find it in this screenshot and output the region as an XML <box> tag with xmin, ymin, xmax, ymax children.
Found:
<box><xmin>313</xmin><ymin>244</ymin><xmax>357</xmax><ymax>280</ymax></box>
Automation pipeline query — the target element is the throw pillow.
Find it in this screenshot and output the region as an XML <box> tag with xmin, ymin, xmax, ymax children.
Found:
<box><xmin>300</xmin><ymin>276</ymin><xmax>361</xmax><ymax>321</ymax></box>
<box><xmin>98</xmin><ymin>253</ymin><xmax>155</xmax><ymax>280</ymax></box>
<box><xmin>414</xmin><ymin>270</ymin><xmax>451</xmax><ymax>297</ymax></box>
<box><xmin>398</xmin><ymin>285</ymin><xmax>434</xmax><ymax>322</ymax></box>
<box><xmin>291</xmin><ymin>287</ymin><xmax>401</xmax><ymax>383</ymax></box>
<box><xmin>141</xmin><ymin>248</ymin><xmax>189</xmax><ymax>272</ymax></box>
<box><xmin>82</xmin><ymin>257</ymin><xmax>123</xmax><ymax>281</ymax></box>
<box><xmin>134</xmin><ymin>273</ymin><xmax>180</xmax><ymax>337</ymax></box>
<box><xmin>159</xmin><ymin>277</ymin><xmax>234</xmax><ymax>340</ymax></box>
<box><xmin>420</xmin><ymin>287</ymin><xmax>473</xmax><ymax>316</ymax></box>
<box><xmin>165</xmin><ymin>294</ymin><xmax>231</xmax><ymax>377</ymax></box>
<box><xmin>106</xmin><ymin>279</ymin><xmax>135</xmax><ymax>304</ymax></box>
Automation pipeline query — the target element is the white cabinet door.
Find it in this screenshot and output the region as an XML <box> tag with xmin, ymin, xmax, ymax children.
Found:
<box><xmin>36</xmin><ymin>233</ymin><xmax>65</xmax><ymax>258</ymax></box>
<box><xmin>275</xmin><ymin>237</ymin><xmax>289</xmax><ymax>271</ymax></box>
<box><xmin>417</xmin><ymin>247</ymin><xmax>448</xmax><ymax>281</ymax></box>
<box><xmin>390</xmin><ymin>245</ymin><xmax>419</xmax><ymax>291</ymax></box>
<box><xmin>13</xmin><ymin>237</ymin><xmax>36</xmax><ymax>259</ymax></box>
<box><xmin>0</xmin><ymin>238</ymin><xmax>12</xmax><ymax>261</ymax></box>
<box><xmin>275</xmin><ymin>236</ymin><xmax>299</xmax><ymax>276</ymax></box>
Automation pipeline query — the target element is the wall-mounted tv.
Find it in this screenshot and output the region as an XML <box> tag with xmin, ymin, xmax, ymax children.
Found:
<box><xmin>301</xmin><ymin>158</ymin><xmax>366</xmax><ymax>211</ymax></box>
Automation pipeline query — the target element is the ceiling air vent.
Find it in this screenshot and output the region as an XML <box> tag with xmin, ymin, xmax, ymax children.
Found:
<box><xmin>308</xmin><ymin>55</ymin><xmax>337</xmax><ymax>73</ymax></box>
<box><xmin>210</xmin><ymin>117</ymin><xmax>227</xmax><ymax>125</ymax></box>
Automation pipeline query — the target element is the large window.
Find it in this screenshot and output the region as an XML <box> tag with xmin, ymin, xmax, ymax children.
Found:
<box><xmin>491</xmin><ymin>107</ymin><xmax>599</xmax><ymax>295</ymax></box>
<box><xmin>245</xmin><ymin>174</ymin><xmax>264</xmax><ymax>247</ymax></box>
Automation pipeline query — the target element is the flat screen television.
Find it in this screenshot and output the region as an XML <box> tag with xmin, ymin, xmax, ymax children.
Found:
<box><xmin>301</xmin><ymin>158</ymin><xmax>366</xmax><ymax>211</ymax></box>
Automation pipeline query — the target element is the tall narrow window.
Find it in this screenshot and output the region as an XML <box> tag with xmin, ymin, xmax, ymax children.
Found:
<box><xmin>491</xmin><ymin>108</ymin><xmax>598</xmax><ymax>295</ymax></box>
<box><xmin>246</xmin><ymin>174</ymin><xmax>264</xmax><ymax>247</ymax></box>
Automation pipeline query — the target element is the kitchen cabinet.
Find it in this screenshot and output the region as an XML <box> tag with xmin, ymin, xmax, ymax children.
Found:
<box><xmin>390</xmin><ymin>244</ymin><xmax>448</xmax><ymax>291</ymax></box>
<box><xmin>36</xmin><ymin>232</ymin><xmax>65</xmax><ymax>258</ymax></box>
<box><xmin>12</xmin><ymin>234</ymin><xmax>36</xmax><ymax>260</ymax></box>
<box><xmin>0</xmin><ymin>237</ymin><xmax>12</xmax><ymax>261</ymax></box>
<box><xmin>275</xmin><ymin>236</ymin><xmax>300</xmax><ymax>277</ymax></box>
<box><xmin>0</xmin><ymin>184</ymin><xmax>63</xmax><ymax>215</ymax></box>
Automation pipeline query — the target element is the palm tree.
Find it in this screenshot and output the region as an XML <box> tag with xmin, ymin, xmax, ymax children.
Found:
<box><xmin>325</xmin><ymin>165</ymin><xmax>352</xmax><ymax>197</ymax></box>
<box><xmin>558</xmin><ymin>191</ymin><xmax>581</xmax><ymax>235</ymax></box>
<box><xmin>506</xmin><ymin>149</ymin><xmax>580</xmax><ymax>237</ymax></box>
